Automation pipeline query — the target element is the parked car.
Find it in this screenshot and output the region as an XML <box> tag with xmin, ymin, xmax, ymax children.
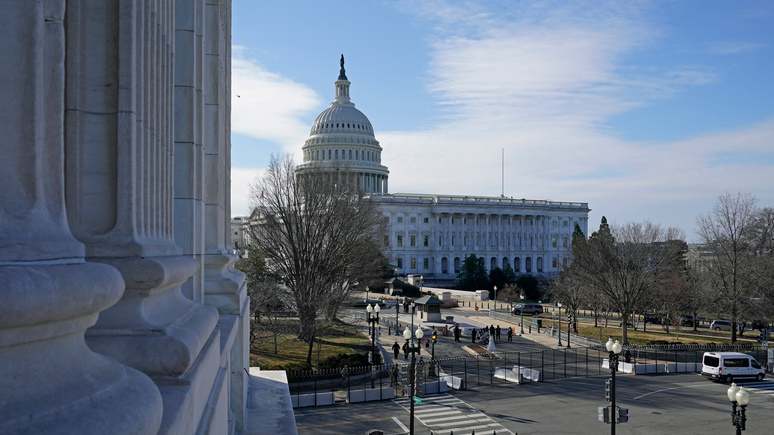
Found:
<box><xmin>680</xmin><ymin>315</ymin><xmax>695</xmax><ymax>327</ymax></box>
<box><xmin>701</xmin><ymin>352</ymin><xmax>765</xmax><ymax>383</ymax></box>
<box><xmin>512</xmin><ymin>303</ymin><xmax>544</xmax><ymax>316</ymax></box>
<box><xmin>710</xmin><ymin>319</ymin><xmax>735</xmax><ymax>331</ymax></box>
<box><xmin>751</xmin><ymin>320</ymin><xmax>769</xmax><ymax>331</ymax></box>
<box><xmin>644</xmin><ymin>313</ymin><xmax>662</xmax><ymax>324</ymax></box>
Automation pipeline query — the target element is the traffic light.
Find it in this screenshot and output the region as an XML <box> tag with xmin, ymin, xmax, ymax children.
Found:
<box><xmin>616</xmin><ymin>407</ymin><xmax>629</xmax><ymax>423</ymax></box>
<box><xmin>759</xmin><ymin>330</ymin><xmax>766</xmax><ymax>343</ymax></box>
<box><xmin>432</xmin><ymin>333</ymin><xmax>437</xmax><ymax>344</ymax></box>
<box><xmin>598</xmin><ymin>406</ymin><xmax>610</xmax><ymax>423</ymax></box>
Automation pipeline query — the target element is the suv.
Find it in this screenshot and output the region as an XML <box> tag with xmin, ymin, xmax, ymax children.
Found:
<box><xmin>751</xmin><ymin>320</ymin><xmax>769</xmax><ymax>331</ymax></box>
<box><xmin>644</xmin><ymin>313</ymin><xmax>662</xmax><ymax>324</ymax></box>
<box><xmin>710</xmin><ymin>320</ymin><xmax>735</xmax><ymax>331</ymax></box>
<box><xmin>512</xmin><ymin>304</ymin><xmax>544</xmax><ymax>316</ymax></box>
<box><xmin>680</xmin><ymin>315</ymin><xmax>695</xmax><ymax>327</ymax></box>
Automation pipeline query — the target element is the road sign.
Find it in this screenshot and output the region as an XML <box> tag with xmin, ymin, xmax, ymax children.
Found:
<box><xmin>412</xmin><ymin>396</ymin><xmax>422</xmax><ymax>404</ymax></box>
<box><xmin>475</xmin><ymin>306</ymin><xmax>479</xmax><ymax>311</ymax></box>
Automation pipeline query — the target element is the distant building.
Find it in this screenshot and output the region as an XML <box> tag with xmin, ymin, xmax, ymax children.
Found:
<box><xmin>297</xmin><ymin>58</ymin><xmax>590</xmax><ymax>285</ymax></box>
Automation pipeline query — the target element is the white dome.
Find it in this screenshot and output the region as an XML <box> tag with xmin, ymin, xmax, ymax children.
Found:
<box><xmin>310</xmin><ymin>105</ymin><xmax>374</xmax><ymax>137</ymax></box>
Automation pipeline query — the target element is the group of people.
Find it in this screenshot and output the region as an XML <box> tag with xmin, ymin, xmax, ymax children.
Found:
<box><xmin>468</xmin><ymin>324</ymin><xmax>513</xmax><ymax>344</ymax></box>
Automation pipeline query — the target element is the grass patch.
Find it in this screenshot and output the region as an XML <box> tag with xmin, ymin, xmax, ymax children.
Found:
<box><xmin>250</xmin><ymin>320</ymin><xmax>372</xmax><ymax>370</ymax></box>
<box><xmin>575</xmin><ymin>322</ymin><xmax>732</xmax><ymax>346</ymax></box>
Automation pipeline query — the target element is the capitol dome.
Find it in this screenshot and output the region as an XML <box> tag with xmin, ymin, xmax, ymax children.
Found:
<box><xmin>296</xmin><ymin>56</ymin><xmax>389</xmax><ymax>194</ymax></box>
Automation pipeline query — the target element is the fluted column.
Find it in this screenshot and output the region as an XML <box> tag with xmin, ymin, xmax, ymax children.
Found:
<box><xmin>0</xmin><ymin>2</ymin><xmax>162</xmax><ymax>433</ymax></box>
<box><xmin>65</xmin><ymin>0</ymin><xmax>218</xmax><ymax>380</ymax></box>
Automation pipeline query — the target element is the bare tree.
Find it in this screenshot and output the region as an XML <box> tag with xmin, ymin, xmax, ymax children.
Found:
<box><xmin>568</xmin><ymin>217</ymin><xmax>685</xmax><ymax>344</ymax></box>
<box><xmin>247</xmin><ymin>154</ymin><xmax>388</xmax><ymax>365</ymax></box>
<box><xmin>548</xmin><ymin>274</ymin><xmax>586</xmax><ymax>333</ymax></box>
<box><xmin>696</xmin><ymin>192</ymin><xmax>760</xmax><ymax>342</ymax></box>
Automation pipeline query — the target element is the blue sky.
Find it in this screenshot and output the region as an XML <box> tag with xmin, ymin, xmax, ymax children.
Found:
<box><xmin>230</xmin><ymin>0</ymin><xmax>774</xmax><ymax>241</ymax></box>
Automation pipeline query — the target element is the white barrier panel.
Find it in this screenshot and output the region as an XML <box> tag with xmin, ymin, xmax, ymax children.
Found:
<box><xmin>512</xmin><ymin>365</ymin><xmax>542</xmax><ymax>382</ymax></box>
<box><xmin>291</xmin><ymin>392</ymin><xmax>335</xmax><ymax>408</ymax></box>
<box><xmin>347</xmin><ymin>387</ymin><xmax>395</xmax><ymax>404</ymax></box>
<box><xmin>494</xmin><ymin>367</ymin><xmax>522</xmax><ymax>383</ymax></box>
<box><xmin>422</xmin><ymin>380</ymin><xmax>449</xmax><ymax>394</ymax></box>
<box><xmin>440</xmin><ymin>373</ymin><xmax>466</xmax><ymax>390</ymax></box>
<box><xmin>667</xmin><ymin>362</ymin><xmax>701</xmax><ymax>373</ymax></box>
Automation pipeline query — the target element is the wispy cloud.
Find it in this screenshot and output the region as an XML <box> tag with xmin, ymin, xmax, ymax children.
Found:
<box><xmin>231</xmin><ymin>47</ymin><xmax>321</xmax><ymax>152</ymax></box>
<box><xmin>706</xmin><ymin>41</ymin><xmax>765</xmax><ymax>55</ymax></box>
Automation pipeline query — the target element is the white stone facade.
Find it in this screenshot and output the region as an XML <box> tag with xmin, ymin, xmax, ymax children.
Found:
<box><xmin>1</xmin><ymin>2</ymin><xmax>251</xmax><ymax>434</ymax></box>
<box><xmin>374</xmin><ymin>194</ymin><xmax>589</xmax><ymax>282</ymax></box>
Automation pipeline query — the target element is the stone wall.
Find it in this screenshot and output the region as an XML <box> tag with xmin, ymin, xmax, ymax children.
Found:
<box><xmin>0</xmin><ymin>1</ymin><xmax>248</xmax><ymax>433</ymax></box>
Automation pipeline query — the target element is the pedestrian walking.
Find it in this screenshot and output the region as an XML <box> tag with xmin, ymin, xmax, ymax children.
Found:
<box><xmin>489</xmin><ymin>324</ymin><xmax>495</xmax><ymax>338</ymax></box>
<box><xmin>507</xmin><ymin>327</ymin><xmax>513</xmax><ymax>341</ymax></box>
<box><xmin>496</xmin><ymin>325</ymin><xmax>501</xmax><ymax>341</ymax></box>
<box><xmin>471</xmin><ymin>328</ymin><xmax>477</xmax><ymax>343</ymax></box>
<box><xmin>454</xmin><ymin>324</ymin><xmax>461</xmax><ymax>342</ymax></box>
<box><xmin>402</xmin><ymin>340</ymin><xmax>409</xmax><ymax>360</ymax></box>
<box><xmin>392</xmin><ymin>341</ymin><xmax>400</xmax><ymax>360</ymax></box>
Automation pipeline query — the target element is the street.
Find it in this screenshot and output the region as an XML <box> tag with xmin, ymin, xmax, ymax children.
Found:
<box><xmin>295</xmin><ymin>373</ymin><xmax>774</xmax><ymax>434</ymax></box>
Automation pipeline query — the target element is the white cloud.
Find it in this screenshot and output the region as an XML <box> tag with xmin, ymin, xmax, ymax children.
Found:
<box><xmin>230</xmin><ymin>167</ymin><xmax>263</xmax><ymax>217</ymax></box>
<box><xmin>231</xmin><ymin>48</ymin><xmax>321</xmax><ymax>153</ymax></box>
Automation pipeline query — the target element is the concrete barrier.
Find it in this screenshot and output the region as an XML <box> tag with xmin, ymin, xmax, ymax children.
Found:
<box><xmin>440</xmin><ymin>373</ymin><xmax>466</xmax><ymax>390</ymax></box>
<box><xmin>494</xmin><ymin>367</ymin><xmax>522</xmax><ymax>383</ymax></box>
<box><xmin>291</xmin><ymin>392</ymin><xmax>335</xmax><ymax>408</ymax></box>
<box><xmin>347</xmin><ymin>386</ymin><xmax>395</xmax><ymax>403</ymax></box>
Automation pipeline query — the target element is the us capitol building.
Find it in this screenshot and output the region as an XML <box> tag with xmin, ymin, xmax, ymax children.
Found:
<box><xmin>287</xmin><ymin>57</ymin><xmax>590</xmax><ymax>285</ymax></box>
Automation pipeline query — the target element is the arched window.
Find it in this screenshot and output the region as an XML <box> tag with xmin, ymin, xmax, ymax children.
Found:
<box><xmin>525</xmin><ymin>257</ymin><xmax>532</xmax><ymax>273</ymax></box>
<box><xmin>514</xmin><ymin>257</ymin><xmax>520</xmax><ymax>272</ymax></box>
<box><xmin>454</xmin><ymin>257</ymin><xmax>461</xmax><ymax>274</ymax></box>
<box><xmin>491</xmin><ymin>257</ymin><xmax>497</xmax><ymax>270</ymax></box>
<box><xmin>537</xmin><ymin>257</ymin><xmax>543</xmax><ymax>273</ymax></box>
<box><xmin>441</xmin><ymin>257</ymin><xmax>449</xmax><ymax>274</ymax></box>
<box><xmin>335</xmin><ymin>150</ymin><xmax>338</xmax><ymax>159</ymax></box>
<box><xmin>502</xmin><ymin>257</ymin><xmax>509</xmax><ymax>269</ymax></box>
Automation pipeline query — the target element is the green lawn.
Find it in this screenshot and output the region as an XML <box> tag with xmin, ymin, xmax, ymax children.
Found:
<box><xmin>250</xmin><ymin>320</ymin><xmax>371</xmax><ymax>370</ymax></box>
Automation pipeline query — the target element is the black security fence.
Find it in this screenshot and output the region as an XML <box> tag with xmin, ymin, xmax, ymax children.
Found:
<box><xmin>285</xmin><ymin>344</ymin><xmax>766</xmax><ymax>406</ymax></box>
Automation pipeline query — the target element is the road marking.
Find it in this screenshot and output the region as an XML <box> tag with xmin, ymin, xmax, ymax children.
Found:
<box><xmin>297</xmin><ymin>416</ymin><xmax>393</xmax><ymax>429</ymax></box>
<box><xmin>392</xmin><ymin>416</ymin><xmax>408</xmax><ymax>432</ymax></box>
<box><xmin>392</xmin><ymin>393</ymin><xmax>515</xmax><ymax>434</ymax></box>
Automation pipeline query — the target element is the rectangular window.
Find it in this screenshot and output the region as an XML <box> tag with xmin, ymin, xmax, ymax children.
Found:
<box><xmin>423</xmin><ymin>235</ymin><xmax>429</xmax><ymax>247</ymax></box>
<box><xmin>397</xmin><ymin>258</ymin><xmax>403</xmax><ymax>268</ymax></box>
<box><xmin>384</xmin><ymin>235</ymin><xmax>389</xmax><ymax>246</ymax></box>
<box><xmin>328</xmin><ymin>150</ymin><xmax>331</xmax><ymax>159</ymax></box>
<box><xmin>564</xmin><ymin>221</ymin><xmax>569</xmax><ymax>227</ymax></box>
<box><xmin>464</xmin><ymin>218</ymin><xmax>467</xmax><ymax>224</ymax></box>
<box><xmin>423</xmin><ymin>217</ymin><xmax>429</xmax><ymax>224</ymax></box>
<box><xmin>397</xmin><ymin>217</ymin><xmax>403</xmax><ymax>223</ymax></box>
<box><xmin>451</xmin><ymin>218</ymin><xmax>455</xmax><ymax>224</ymax></box>
<box><xmin>563</xmin><ymin>237</ymin><xmax>568</xmax><ymax>247</ymax></box>
<box><xmin>439</xmin><ymin>218</ymin><xmax>442</xmax><ymax>224</ymax></box>
<box><xmin>552</xmin><ymin>257</ymin><xmax>557</xmax><ymax>268</ymax></box>
<box><xmin>410</xmin><ymin>217</ymin><xmax>416</xmax><ymax>223</ymax></box>
<box><xmin>439</xmin><ymin>236</ymin><xmax>442</xmax><ymax>246</ymax></box>
<box><xmin>349</xmin><ymin>150</ymin><xmax>352</xmax><ymax>159</ymax></box>
<box><xmin>552</xmin><ymin>237</ymin><xmax>557</xmax><ymax>248</ymax></box>
<box><xmin>397</xmin><ymin>235</ymin><xmax>403</xmax><ymax>247</ymax></box>
<box><xmin>423</xmin><ymin>258</ymin><xmax>429</xmax><ymax>269</ymax></box>
<box><xmin>410</xmin><ymin>258</ymin><xmax>416</xmax><ymax>269</ymax></box>
<box><xmin>553</xmin><ymin>221</ymin><xmax>557</xmax><ymax>226</ymax></box>
<box><xmin>410</xmin><ymin>235</ymin><xmax>416</xmax><ymax>247</ymax></box>
<box><xmin>451</xmin><ymin>236</ymin><xmax>455</xmax><ymax>246</ymax></box>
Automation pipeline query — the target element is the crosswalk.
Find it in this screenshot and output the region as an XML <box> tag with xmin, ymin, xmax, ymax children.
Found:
<box><xmin>392</xmin><ymin>393</ymin><xmax>514</xmax><ymax>435</ymax></box>
<box><xmin>735</xmin><ymin>379</ymin><xmax>774</xmax><ymax>397</ymax></box>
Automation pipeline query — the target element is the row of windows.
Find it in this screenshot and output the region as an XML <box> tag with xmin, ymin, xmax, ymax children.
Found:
<box><xmin>306</xmin><ymin>148</ymin><xmax>379</xmax><ymax>163</ymax></box>
<box><xmin>312</xmin><ymin>122</ymin><xmax>372</xmax><ymax>134</ymax></box>
<box><xmin>387</xmin><ymin>233</ymin><xmax>571</xmax><ymax>248</ymax></box>
<box><xmin>388</xmin><ymin>215</ymin><xmax>579</xmax><ymax>228</ymax></box>
<box><xmin>394</xmin><ymin>255</ymin><xmax>565</xmax><ymax>273</ymax></box>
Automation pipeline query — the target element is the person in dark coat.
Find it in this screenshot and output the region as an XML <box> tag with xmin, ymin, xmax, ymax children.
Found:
<box><xmin>454</xmin><ymin>324</ymin><xmax>461</xmax><ymax>342</ymax></box>
<box><xmin>392</xmin><ymin>341</ymin><xmax>401</xmax><ymax>360</ymax></box>
<box><xmin>496</xmin><ymin>325</ymin><xmax>501</xmax><ymax>341</ymax></box>
<box><xmin>402</xmin><ymin>341</ymin><xmax>409</xmax><ymax>360</ymax></box>
<box><xmin>507</xmin><ymin>327</ymin><xmax>513</xmax><ymax>342</ymax></box>
<box><xmin>489</xmin><ymin>325</ymin><xmax>496</xmax><ymax>338</ymax></box>
<box><xmin>471</xmin><ymin>328</ymin><xmax>477</xmax><ymax>343</ymax></box>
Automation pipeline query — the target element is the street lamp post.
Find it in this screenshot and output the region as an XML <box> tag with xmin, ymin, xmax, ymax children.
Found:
<box><xmin>727</xmin><ymin>383</ymin><xmax>750</xmax><ymax>434</ymax></box>
<box><xmin>493</xmin><ymin>286</ymin><xmax>497</xmax><ymax>313</ymax></box>
<box><xmin>395</xmin><ymin>296</ymin><xmax>400</xmax><ymax>335</ymax></box>
<box><xmin>403</xmin><ymin>319</ymin><xmax>423</xmax><ymax>434</ymax></box>
<box><xmin>519</xmin><ymin>294</ymin><xmax>525</xmax><ymax>335</ymax></box>
<box><xmin>566</xmin><ymin>305</ymin><xmax>571</xmax><ymax>349</ymax></box>
<box><xmin>606</xmin><ymin>338</ymin><xmax>623</xmax><ymax>435</ymax></box>
<box><xmin>556</xmin><ymin>303</ymin><xmax>563</xmax><ymax>347</ymax></box>
<box><xmin>366</xmin><ymin>303</ymin><xmax>381</xmax><ymax>388</ymax></box>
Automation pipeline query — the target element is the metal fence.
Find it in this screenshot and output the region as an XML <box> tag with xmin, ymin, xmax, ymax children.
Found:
<box><xmin>286</xmin><ymin>343</ymin><xmax>766</xmax><ymax>406</ymax></box>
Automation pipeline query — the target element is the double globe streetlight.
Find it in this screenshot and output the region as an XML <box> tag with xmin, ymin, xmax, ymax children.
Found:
<box><xmin>365</xmin><ymin>303</ymin><xmax>380</xmax><ymax>388</ymax></box>
<box><xmin>605</xmin><ymin>338</ymin><xmax>624</xmax><ymax>434</ymax></box>
<box><xmin>727</xmin><ymin>383</ymin><xmax>750</xmax><ymax>434</ymax></box>
<box><xmin>402</xmin><ymin>325</ymin><xmax>424</xmax><ymax>435</ymax></box>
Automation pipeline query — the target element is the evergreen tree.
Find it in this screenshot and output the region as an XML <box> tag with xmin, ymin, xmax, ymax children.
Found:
<box><xmin>456</xmin><ymin>254</ymin><xmax>489</xmax><ymax>290</ymax></box>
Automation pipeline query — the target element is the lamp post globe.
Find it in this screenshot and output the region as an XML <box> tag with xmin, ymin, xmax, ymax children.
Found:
<box><xmin>415</xmin><ymin>328</ymin><xmax>424</xmax><ymax>340</ymax></box>
<box><xmin>403</xmin><ymin>327</ymin><xmax>411</xmax><ymax>341</ymax></box>
<box><xmin>727</xmin><ymin>382</ymin><xmax>750</xmax><ymax>434</ymax></box>
<box><xmin>519</xmin><ymin>294</ymin><xmax>525</xmax><ymax>334</ymax></box>
<box><xmin>737</xmin><ymin>387</ymin><xmax>750</xmax><ymax>406</ymax></box>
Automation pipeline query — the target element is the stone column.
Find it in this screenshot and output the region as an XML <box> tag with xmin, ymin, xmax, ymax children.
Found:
<box><xmin>64</xmin><ymin>4</ymin><xmax>219</xmax><ymax>430</ymax></box>
<box><xmin>0</xmin><ymin>2</ymin><xmax>162</xmax><ymax>433</ymax></box>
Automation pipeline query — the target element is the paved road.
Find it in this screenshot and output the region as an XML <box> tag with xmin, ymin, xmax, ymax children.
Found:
<box><xmin>295</xmin><ymin>373</ymin><xmax>774</xmax><ymax>434</ymax></box>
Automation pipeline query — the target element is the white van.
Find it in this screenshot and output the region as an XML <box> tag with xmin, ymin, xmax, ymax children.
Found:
<box><xmin>701</xmin><ymin>352</ymin><xmax>765</xmax><ymax>383</ymax></box>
